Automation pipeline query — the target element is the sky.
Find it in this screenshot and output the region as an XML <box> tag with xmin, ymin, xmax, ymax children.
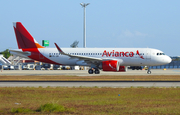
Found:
<box><xmin>0</xmin><ymin>0</ymin><xmax>180</xmax><ymax>56</ymax></box>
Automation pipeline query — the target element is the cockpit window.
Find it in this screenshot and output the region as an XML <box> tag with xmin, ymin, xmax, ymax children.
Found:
<box><xmin>157</xmin><ymin>53</ymin><xmax>165</xmax><ymax>55</ymax></box>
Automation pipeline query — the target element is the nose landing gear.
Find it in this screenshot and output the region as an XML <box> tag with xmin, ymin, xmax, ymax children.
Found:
<box><xmin>147</xmin><ymin>70</ymin><xmax>151</xmax><ymax>74</ymax></box>
<box><xmin>147</xmin><ymin>66</ymin><xmax>151</xmax><ymax>74</ymax></box>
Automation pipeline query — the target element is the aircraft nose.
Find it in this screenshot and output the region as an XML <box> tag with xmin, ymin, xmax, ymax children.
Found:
<box><xmin>165</xmin><ymin>56</ymin><xmax>172</xmax><ymax>64</ymax></box>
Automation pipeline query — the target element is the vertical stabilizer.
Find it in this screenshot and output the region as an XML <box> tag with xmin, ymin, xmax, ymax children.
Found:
<box><xmin>13</xmin><ymin>22</ymin><xmax>44</xmax><ymax>49</ymax></box>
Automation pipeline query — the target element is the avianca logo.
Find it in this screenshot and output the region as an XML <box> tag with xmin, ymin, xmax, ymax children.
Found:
<box><xmin>102</xmin><ymin>50</ymin><xmax>144</xmax><ymax>59</ymax></box>
<box><xmin>109</xmin><ymin>63</ymin><xmax>116</xmax><ymax>70</ymax></box>
<box><xmin>136</xmin><ymin>50</ymin><xmax>144</xmax><ymax>59</ymax></box>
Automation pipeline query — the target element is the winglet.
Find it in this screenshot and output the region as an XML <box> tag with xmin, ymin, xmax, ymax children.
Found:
<box><xmin>54</xmin><ymin>43</ymin><xmax>65</xmax><ymax>54</ymax></box>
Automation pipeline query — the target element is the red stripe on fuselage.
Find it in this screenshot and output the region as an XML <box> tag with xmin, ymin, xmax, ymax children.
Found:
<box><xmin>22</xmin><ymin>48</ymin><xmax>61</xmax><ymax>65</ymax></box>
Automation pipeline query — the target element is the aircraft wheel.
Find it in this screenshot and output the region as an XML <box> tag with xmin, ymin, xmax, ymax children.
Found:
<box><xmin>94</xmin><ymin>69</ymin><xmax>100</xmax><ymax>74</ymax></box>
<box><xmin>147</xmin><ymin>71</ymin><xmax>151</xmax><ymax>74</ymax></box>
<box><xmin>88</xmin><ymin>69</ymin><xmax>93</xmax><ymax>74</ymax></box>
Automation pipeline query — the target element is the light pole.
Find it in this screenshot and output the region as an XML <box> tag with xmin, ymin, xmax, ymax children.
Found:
<box><xmin>80</xmin><ymin>2</ymin><xmax>90</xmax><ymax>48</ymax></box>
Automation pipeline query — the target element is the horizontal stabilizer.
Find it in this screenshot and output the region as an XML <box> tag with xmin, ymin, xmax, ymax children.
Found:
<box><xmin>9</xmin><ymin>49</ymin><xmax>31</xmax><ymax>58</ymax></box>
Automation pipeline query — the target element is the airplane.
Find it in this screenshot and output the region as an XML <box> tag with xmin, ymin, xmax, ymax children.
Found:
<box><xmin>10</xmin><ymin>22</ymin><xmax>172</xmax><ymax>74</ymax></box>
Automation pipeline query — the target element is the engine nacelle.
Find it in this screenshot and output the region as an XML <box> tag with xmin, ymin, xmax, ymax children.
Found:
<box><xmin>101</xmin><ymin>60</ymin><xmax>127</xmax><ymax>72</ymax></box>
<box><xmin>119</xmin><ymin>66</ymin><xmax>127</xmax><ymax>72</ymax></box>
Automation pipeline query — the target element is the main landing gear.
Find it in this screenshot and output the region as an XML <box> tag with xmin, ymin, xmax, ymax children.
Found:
<box><xmin>88</xmin><ymin>68</ymin><xmax>100</xmax><ymax>74</ymax></box>
<box><xmin>147</xmin><ymin>66</ymin><xmax>151</xmax><ymax>74</ymax></box>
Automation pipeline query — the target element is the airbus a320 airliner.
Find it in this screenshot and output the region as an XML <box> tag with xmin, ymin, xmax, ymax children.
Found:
<box><xmin>10</xmin><ymin>22</ymin><xmax>172</xmax><ymax>74</ymax></box>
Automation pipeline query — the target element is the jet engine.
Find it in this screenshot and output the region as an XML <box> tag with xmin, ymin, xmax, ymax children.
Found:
<box><xmin>101</xmin><ymin>60</ymin><xmax>127</xmax><ymax>72</ymax></box>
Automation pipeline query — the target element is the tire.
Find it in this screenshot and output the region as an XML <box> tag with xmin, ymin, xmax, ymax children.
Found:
<box><xmin>94</xmin><ymin>69</ymin><xmax>100</xmax><ymax>74</ymax></box>
<box><xmin>147</xmin><ymin>71</ymin><xmax>151</xmax><ymax>74</ymax></box>
<box><xmin>88</xmin><ymin>69</ymin><xmax>93</xmax><ymax>74</ymax></box>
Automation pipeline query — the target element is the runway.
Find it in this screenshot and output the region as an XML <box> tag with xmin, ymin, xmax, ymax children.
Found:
<box><xmin>0</xmin><ymin>69</ymin><xmax>179</xmax><ymax>88</ymax></box>
<box><xmin>0</xmin><ymin>81</ymin><xmax>180</xmax><ymax>88</ymax></box>
<box><xmin>0</xmin><ymin>69</ymin><xmax>180</xmax><ymax>76</ymax></box>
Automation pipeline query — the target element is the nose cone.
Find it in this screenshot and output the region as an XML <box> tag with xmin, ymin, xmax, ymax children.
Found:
<box><xmin>164</xmin><ymin>56</ymin><xmax>172</xmax><ymax>64</ymax></box>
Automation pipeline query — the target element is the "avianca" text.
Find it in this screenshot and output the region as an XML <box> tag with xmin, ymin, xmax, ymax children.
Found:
<box><xmin>102</xmin><ymin>50</ymin><xmax>134</xmax><ymax>57</ymax></box>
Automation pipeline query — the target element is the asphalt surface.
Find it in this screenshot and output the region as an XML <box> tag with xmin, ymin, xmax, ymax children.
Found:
<box><xmin>0</xmin><ymin>69</ymin><xmax>179</xmax><ymax>87</ymax></box>
<box><xmin>0</xmin><ymin>81</ymin><xmax>180</xmax><ymax>88</ymax></box>
<box><xmin>0</xmin><ymin>69</ymin><xmax>180</xmax><ymax>76</ymax></box>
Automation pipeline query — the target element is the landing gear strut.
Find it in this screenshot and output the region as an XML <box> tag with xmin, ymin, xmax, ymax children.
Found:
<box><xmin>88</xmin><ymin>68</ymin><xmax>100</xmax><ymax>74</ymax></box>
<box><xmin>147</xmin><ymin>66</ymin><xmax>151</xmax><ymax>74</ymax></box>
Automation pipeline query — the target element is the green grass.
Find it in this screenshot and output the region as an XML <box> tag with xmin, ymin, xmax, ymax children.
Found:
<box><xmin>0</xmin><ymin>87</ymin><xmax>180</xmax><ymax>114</ymax></box>
<box><xmin>10</xmin><ymin>103</ymin><xmax>74</xmax><ymax>114</ymax></box>
<box><xmin>36</xmin><ymin>103</ymin><xmax>74</xmax><ymax>113</ymax></box>
<box><xmin>11</xmin><ymin>107</ymin><xmax>34</xmax><ymax>113</ymax></box>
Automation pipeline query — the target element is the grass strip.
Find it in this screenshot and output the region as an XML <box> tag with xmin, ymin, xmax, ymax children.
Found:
<box><xmin>0</xmin><ymin>87</ymin><xmax>180</xmax><ymax>114</ymax></box>
<box><xmin>0</xmin><ymin>75</ymin><xmax>180</xmax><ymax>81</ymax></box>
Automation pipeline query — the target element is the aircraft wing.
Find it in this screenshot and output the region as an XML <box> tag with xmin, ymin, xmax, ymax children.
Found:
<box><xmin>54</xmin><ymin>43</ymin><xmax>113</xmax><ymax>65</ymax></box>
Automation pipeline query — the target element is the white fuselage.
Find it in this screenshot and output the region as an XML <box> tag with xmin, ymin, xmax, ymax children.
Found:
<box><xmin>34</xmin><ymin>47</ymin><xmax>171</xmax><ymax>66</ymax></box>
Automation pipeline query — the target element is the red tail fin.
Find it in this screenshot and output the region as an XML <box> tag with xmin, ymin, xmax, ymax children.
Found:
<box><xmin>13</xmin><ymin>22</ymin><xmax>44</xmax><ymax>49</ymax></box>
